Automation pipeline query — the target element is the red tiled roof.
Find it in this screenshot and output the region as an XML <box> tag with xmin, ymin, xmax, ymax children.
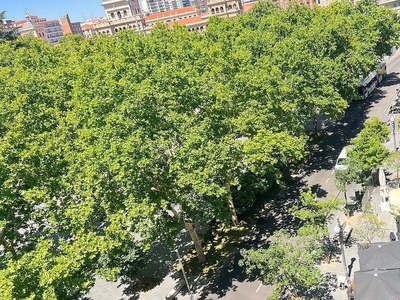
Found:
<box><xmin>13</xmin><ymin>20</ymin><xmax>27</xmax><ymax>25</ymax></box>
<box><xmin>166</xmin><ymin>14</ymin><xmax>204</xmax><ymax>27</ymax></box>
<box><xmin>145</xmin><ymin>7</ymin><xmax>198</xmax><ymax>21</ymax></box>
<box><xmin>81</xmin><ymin>23</ymin><xmax>94</xmax><ymax>30</ymax></box>
<box><xmin>38</xmin><ymin>19</ymin><xmax>60</xmax><ymax>24</ymax></box>
<box><xmin>243</xmin><ymin>1</ymin><xmax>257</xmax><ymax>12</ymax></box>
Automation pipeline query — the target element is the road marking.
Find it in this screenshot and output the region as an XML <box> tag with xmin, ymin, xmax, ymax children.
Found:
<box><xmin>256</xmin><ymin>283</ymin><xmax>262</xmax><ymax>293</ymax></box>
<box><xmin>326</xmin><ymin>178</ymin><xmax>330</xmax><ymax>183</ymax></box>
<box><xmin>331</xmin><ymin>170</ymin><xmax>335</xmax><ymax>175</ymax></box>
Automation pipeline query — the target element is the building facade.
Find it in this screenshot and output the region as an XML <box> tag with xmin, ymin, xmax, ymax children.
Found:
<box><xmin>102</xmin><ymin>0</ymin><xmax>141</xmax><ymax>19</ymax></box>
<box><xmin>42</xmin><ymin>19</ymin><xmax>64</xmax><ymax>44</ymax></box>
<box><xmin>378</xmin><ymin>0</ymin><xmax>400</xmax><ymax>14</ymax></box>
<box><xmin>94</xmin><ymin>0</ymin><xmax>144</xmax><ymax>34</ymax></box>
<box><xmin>94</xmin><ymin>0</ymin><xmax>251</xmax><ymax>35</ymax></box>
<box><xmin>13</xmin><ymin>14</ymin><xmax>64</xmax><ymax>45</ymax></box>
<box><xmin>60</xmin><ymin>14</ymin><xmax>83</xmax><ymax>35</ymax></box>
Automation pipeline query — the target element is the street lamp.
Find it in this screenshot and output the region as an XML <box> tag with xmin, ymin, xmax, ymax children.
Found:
<box><xmin>334</xmin><ymin>217</ymin><xmax>349</xmax><ymax>283</ymax></box>
<box><xmin>176</xmin><ymin>249</ymin><xmax>191</xmax><ymax>295</ymax></box>
<box><xmin>127</xmin><ymin>0</ymin><xmax>141</xmax><ymax>34</ymax></box>
<box><xmin>390</xmin><ymin>114</ymin><xmax>397</xmax><ymax>151</ymax></box>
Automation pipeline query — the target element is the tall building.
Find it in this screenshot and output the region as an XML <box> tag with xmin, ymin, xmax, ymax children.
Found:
<box><xmin>144</xmin><ymin>0</ymin><xmax>190</xmax><ymax>14</ymax></box>
<box><xmin>60</xmin><ymin>14</ymin><xmax>83</xmax><ymax>35</ymax></box>
<box><xmin>102</xmin><ymin>0</ymin><xmax>141</xmax><ymax>20</ymax></box>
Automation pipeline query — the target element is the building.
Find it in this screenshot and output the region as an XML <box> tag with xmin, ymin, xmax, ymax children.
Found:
<box><xmin>349</xmin><ymin>241</ymin><xmax>400</xmax><ymax>299</ymax></box>
<box><xmin>81</xmin><ymin>18</ymin><xmax>106</xmax><ymax>38</ymax></box>
<box><xmin>94</xmin><ymin>0</ymin><xmax>248</xmax><ymax>35</ymax></box>
<box><xmin>60</xmin><ymin>14</ymin><xmax>83</xmax><ymax>35</ymax></box>
<box><xmin>41</xmin><ymin>19</ymin><xmax>64</xmax><ymax>44</ymax></box>
<box><xmin>94</xmin><ymin>0</ymin><xmax>144</xmax><ymax>35</ymax></box>
<box><xmin>378</xmin><ymin>0</ymin><xmax>400</xmax><ymax>14</ymax></box>
<box><xmin>144</xmin><ymin>7</ymin><xmax>202</xmax><ymax>32</ymax></box>
<box><xmin>273</xmin><ymin>0</ymin><xmax>314</xmax><ymax>8</ymax></box>
<box><xmin>13</xmin><ymin>14</ymin><xmax>64</xmax><ymax>45</ymax></box>
<box><xmin>102</xmin><ymin>0</ymin><xmax>141</xmax><ymax>20</ymax></box>
<box><xmin>142</xmin><ymin>0</ymin><xmax>193</xmax><ymax>14</ymax></box>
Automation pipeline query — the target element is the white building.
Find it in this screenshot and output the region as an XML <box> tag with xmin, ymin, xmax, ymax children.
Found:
<box><xmin>42</xmin><ymin>19</ymin><xmax>64</xmax><ymax>45</ymax></box>
<box><xmin>102</xmin><ymin>0</ymin><xmax>141</xmax><ymax>20</ymax></box>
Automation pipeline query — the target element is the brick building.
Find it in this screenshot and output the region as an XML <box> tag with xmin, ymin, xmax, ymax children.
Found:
<box><xmin>60</xmin><ymin>14</ymin><xmax>83</xmax><ymax>35</ymax></box>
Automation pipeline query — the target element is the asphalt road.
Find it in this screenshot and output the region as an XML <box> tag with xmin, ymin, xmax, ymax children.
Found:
<box><xmin>196</xmin><ymin>49</ymin><xmax>400</xmax><ymax>300</ymax></box>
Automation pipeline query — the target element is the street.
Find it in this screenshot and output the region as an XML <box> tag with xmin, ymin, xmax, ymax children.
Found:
<box><xmin>194</xmin><ymin>49</ymin><xmax>400</xmax><ymax>300</ymax></box>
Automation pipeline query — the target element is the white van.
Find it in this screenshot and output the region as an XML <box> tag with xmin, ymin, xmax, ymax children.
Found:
<box><xmin>335</xmin><ymin>147</ymin><xmax>348</xmax><ymax>171</ymax></box>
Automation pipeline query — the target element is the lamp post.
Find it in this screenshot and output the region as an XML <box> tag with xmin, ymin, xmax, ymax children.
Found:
<box><xmin>176</xmin><ymin>249</ymin><xmax>191</xmax><ymax>295</ymax></box>
<box><xmin>334</xmin><ymin>217</ymin><xmax>349</xmax><ymax>282</ymax></box>
<box><xmin>127</xmin><ymin>0</ymin><xmax>141</xmax><ymax>34</ymax></box>
<box><xmin>390</xmin><ymin>114</ymin><xmax>397</xmax><ymax>151</ymax></box>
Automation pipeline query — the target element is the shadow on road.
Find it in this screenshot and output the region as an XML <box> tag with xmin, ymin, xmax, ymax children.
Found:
<box><xmin>197</xmin><ymin>72</ymin><xmax>400</xmax><ymax>299</ymax></box>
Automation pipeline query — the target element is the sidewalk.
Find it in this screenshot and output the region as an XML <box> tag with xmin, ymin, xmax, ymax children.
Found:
<box><xmin>88</xmin><ymin>227</ymin><xmax>201</xmax><ymax>300</ymax></box>
<box><xmin>318</xmin><ymin>141</ymin><xmax>399</xmax><ymax>299</ymax></box>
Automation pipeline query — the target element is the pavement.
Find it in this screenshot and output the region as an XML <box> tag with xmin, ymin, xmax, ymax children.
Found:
<box><xmin>319</xmin><ymin>134</ymin><xmax>399</xmax><ymax>300</ymax></box>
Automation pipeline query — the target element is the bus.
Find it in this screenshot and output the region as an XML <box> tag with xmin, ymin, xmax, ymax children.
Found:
<box><xmin>356</xmin><ymin>61</ymin><xmax>387</xmax><ymax>100</ymax></box>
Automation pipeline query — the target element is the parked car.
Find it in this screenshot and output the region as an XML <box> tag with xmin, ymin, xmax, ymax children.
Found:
<box><xmin>335</xmin><ymin>147</ymin><xmax>349</xmax><ymax>171</ymax></box>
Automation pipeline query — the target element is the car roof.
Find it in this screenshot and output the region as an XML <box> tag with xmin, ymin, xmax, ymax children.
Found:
<box><xmin>338</xmin><ymin>147</ymin><xmax>347</xmax><ymax>159</ymax></box>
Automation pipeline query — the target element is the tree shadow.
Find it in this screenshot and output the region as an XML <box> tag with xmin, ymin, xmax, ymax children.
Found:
<box><xmin>297</xmin><ymin>272</ymin><xmax>337</xmax><ymax>300</ymax></box>
<box><xmin>300</xmin><ymin>77</ymin><xmax>392</xmax><ymax>179</ymax></box>
<box><xmin>310</xmin><ymin>183</ymin><xmax>328</xmax><ymax>198</ymax></box>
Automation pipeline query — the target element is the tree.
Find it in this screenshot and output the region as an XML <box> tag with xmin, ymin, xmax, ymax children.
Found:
<box><xmin>353</xmin><ymin>214</ymin><xmax>386</xmax><ymax>244</ymax></box>
<box><xmin>349</xmin><ymin>117</ymin><xmax>390</xmax><ymax>176</ymax></box>
<box><xmin>335</xmin><ymin>167</ymin><xmax>360</xmax><ymax>204</ymax></box>
<box><xmin>383</xmin><ymin>151</ymin><xmax>400</xmax><ymax>182</ymax></box>
<box><xmin>239</xmin><ymin>230</ymin><xmax>324</xmax><ymax>300</ymax></box>
<box><xmin>356</xmin><ymin>0</ymin><xmax>400</xmax><ymax>57</ymax></box>
<box><xmin>1</xmin><ymin>1</ymin><xmax>399</xmax><ymax>297</ymax></box>
<box><xmin>290</xmin><ymin>189</ymin><xmax>342</xmax><ymax>236</ymax></box>
<box><xmin>0</xmin><ymin>11</ymin><xmax>17</xmax><ymax>42</ymax></box>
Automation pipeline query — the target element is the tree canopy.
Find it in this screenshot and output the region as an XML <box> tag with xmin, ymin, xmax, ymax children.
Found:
<box><xmin>0</xmin><ymin>0</ymin><xmax>399</xmax><ymax>298</ymax></box>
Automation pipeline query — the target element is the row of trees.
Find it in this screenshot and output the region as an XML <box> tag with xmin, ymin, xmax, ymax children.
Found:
<box><xmin>0</xmin><ymin>0</ymin><xmax>399</xmax><ymax>298</ymax></box>
<box><xmin>240</xmin><ymin>189</ymin><xmax>341</xmax><ymax>299</ymax></box>
<box><xmin>240</xmin><ymin>117</ymin><xmax>392</xmax><ymax>299</ymax></box>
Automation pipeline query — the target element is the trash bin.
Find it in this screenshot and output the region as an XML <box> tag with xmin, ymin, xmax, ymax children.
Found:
<box><xmin>390</xmin><ymin>232</ymin><xmax>396</xmax><ymax>241</ymax></box>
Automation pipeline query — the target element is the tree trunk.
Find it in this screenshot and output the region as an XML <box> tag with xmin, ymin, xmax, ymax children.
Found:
<box><xmin>184</xmin><ymin>220</ymin><xmax>206</xmax><ymax>263</ymax></box>
<box><xmin>169</xmin><ymin>206</ymin><xmax>206</xmax><ymax>263</ymax></box>
<box><xmin>0</xmin><ymin>236</ymin><xmax>16</xmax><ymax>257</ymax></box>
<box><xmin>225</xmin><ymin>171</ymin><xmax>239</xmax><ymax>226</ymax></box>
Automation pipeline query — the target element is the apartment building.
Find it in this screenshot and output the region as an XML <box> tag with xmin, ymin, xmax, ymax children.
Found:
<box><xmin>13</xmin><ymin>14</ymin><xmax>64</xmax><ymax>45</ymax></box>
<box><xmin>41</xmin><ymin>19</ymin><xmax>64</xmax><ymax>44</ymax></box>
